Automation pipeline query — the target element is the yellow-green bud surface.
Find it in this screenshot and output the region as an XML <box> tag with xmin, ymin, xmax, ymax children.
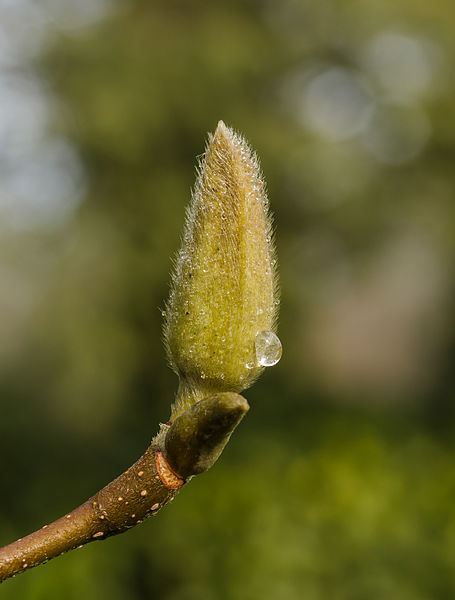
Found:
<box><xmin>164</xmin><ymin>121</ymin><xmax>280</xmax><ymax>418</ymax></box>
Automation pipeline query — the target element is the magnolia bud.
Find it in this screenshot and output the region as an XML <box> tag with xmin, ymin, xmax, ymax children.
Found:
<box><xmin>164</xmin><ymin>121</ymin><xmax>280</xmax><ymax>418</ymax></box>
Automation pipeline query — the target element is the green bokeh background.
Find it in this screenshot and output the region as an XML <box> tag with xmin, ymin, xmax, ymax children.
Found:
<box><xmin>1</xmin><ymin>1</ymin><xmax>455</xmax><ymax>598</ymax></box>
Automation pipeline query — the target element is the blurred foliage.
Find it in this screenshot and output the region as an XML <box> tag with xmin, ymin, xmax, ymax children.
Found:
<box><xmin>1</xmin><ymin>0</ymin><xmax>455</xmax><ymax>597</ymax></box>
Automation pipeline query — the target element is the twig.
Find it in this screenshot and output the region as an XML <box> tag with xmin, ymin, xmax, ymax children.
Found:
<box><xmin>0</xmin><ymin>393</ymin><xmax>248</xmax><ymax>582</ymax></box>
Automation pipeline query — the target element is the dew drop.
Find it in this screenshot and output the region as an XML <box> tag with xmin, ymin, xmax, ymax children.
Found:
<box><xmin>245</xmin><ymin>361</ymin><xmax>255</xmax><ymax>370</ymax></box>
<box><xmin>255</xmin><ymin>331</ymin><xmax>282</xmax><ymax>367</ymax></box>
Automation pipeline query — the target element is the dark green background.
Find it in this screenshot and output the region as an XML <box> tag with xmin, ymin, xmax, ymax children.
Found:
<box><xmin>1</xmin><ymin>1</ymin><xmax>455</xmax><ymax>598</ymax></box>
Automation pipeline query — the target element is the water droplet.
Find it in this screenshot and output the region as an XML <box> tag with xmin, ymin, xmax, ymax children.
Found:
<box><xmin>245</xmin><ymin>361</ymin><xmax>255</xmax><ymax>370</ymax></box>
<box><xmin>255</xmin><ymin>331</ymin><xmax>282</xmax><ymax>367</ymax></box>
<box><xmin>200</xmin><ymin>372</ymin><xmax>206</xmax><ymax>379</ymax></box>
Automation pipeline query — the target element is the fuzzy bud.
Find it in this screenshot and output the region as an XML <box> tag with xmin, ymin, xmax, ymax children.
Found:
<box><xmin>164</xmin><ymin>121</ymin><xmax>280</xmax><ymax>418</ymax></box>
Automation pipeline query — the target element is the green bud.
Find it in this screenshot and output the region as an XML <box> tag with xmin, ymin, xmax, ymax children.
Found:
<box><xmin>164</xmin><ymin>121</ymin><xmax>280</xmax><ymax>419</ymax></box>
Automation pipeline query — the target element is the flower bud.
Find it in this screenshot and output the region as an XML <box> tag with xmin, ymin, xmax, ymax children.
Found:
<box><xmin>164</xmin><ymin>121</ymin><xmax>280</xmax><ymax>418</ymax></box>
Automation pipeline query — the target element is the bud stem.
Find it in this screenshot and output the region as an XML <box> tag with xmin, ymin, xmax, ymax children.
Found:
<box><xmin>0</xmin><ymin>393</ymin><xmax>249</xmax><ymax>582</ymax></box>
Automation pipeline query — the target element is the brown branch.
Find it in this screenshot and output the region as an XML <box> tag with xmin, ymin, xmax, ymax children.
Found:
<box><xmin>0</xmin><ymin>392</ymin><xmax>249</xmax><ymax>583</ymax></box>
